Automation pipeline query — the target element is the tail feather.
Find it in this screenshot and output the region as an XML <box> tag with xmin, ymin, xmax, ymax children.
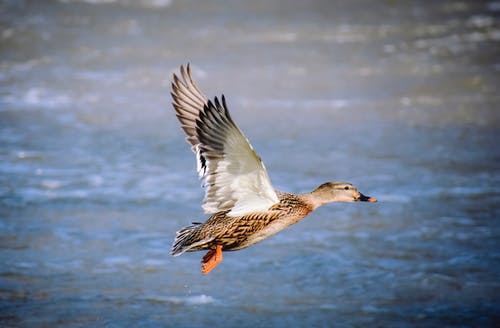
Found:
<box><xmin>171</xmin><ymin>223</ymin><xmax>213</xmax><ymax>256</ymax></box>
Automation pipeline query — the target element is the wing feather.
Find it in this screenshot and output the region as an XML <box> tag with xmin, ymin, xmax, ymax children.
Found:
<box><xmin>171</xmin><ymin>64</ymin><xmax>279</xmax><ymax>216</ymax></box>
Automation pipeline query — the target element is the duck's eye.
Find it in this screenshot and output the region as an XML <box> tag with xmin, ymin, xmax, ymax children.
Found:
<box><xmin>344</xmin><ymin>186</ymin><xmax>350</xmax><ymax>190</ymax></box>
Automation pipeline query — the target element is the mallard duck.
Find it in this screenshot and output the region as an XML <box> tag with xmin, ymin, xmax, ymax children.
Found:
<box><xmin>170</xmin><ymin>64</ymin><xmax>377</xmax><ymax>274</ymax></box>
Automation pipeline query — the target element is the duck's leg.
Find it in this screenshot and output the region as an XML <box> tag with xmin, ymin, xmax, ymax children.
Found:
<box><xmin>201</xmin><ymin>245</ymin><xmax>223</xmax><ymax>274</ymax></box>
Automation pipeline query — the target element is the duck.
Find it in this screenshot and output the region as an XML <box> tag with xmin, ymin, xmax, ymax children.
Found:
<box><xmin>169</xmin><ymin>64</ymin><xmax>377</xmax><ymax>274</ymax></box>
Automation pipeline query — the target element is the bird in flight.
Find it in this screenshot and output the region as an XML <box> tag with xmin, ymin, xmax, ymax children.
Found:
<box><xmin>170</xmin><ymin>64</ymin><xmax>377</xmax><ymax>274</ymax></box>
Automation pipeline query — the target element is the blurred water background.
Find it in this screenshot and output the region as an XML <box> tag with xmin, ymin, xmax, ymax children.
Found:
<box><xmin>1</xmin><ymin>0</ymin><xmax>499</xmax><ymax>326</ymax></box>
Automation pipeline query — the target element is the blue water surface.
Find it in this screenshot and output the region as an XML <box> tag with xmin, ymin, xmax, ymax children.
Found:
<box><xmin>1</xmin><ymin>0</ymin><xmax>499</xmax><ymax>327</ymax></box>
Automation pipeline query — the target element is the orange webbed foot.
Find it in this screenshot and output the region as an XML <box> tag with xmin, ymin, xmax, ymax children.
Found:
<box><xmin>201</xmin><ymin>245</ymin><xmax>223</xmax><ymax>274</ymax></box>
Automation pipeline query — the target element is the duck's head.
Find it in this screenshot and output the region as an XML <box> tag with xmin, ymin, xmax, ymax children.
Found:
<box><xmin>311</xmin><ymin>182</ymin><xmax>377</xmax><ymax>206</ymax></box>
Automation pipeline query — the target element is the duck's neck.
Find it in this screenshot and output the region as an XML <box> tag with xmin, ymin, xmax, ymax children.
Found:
<box><xmin>298</xmin><ymin>192</ymin><xmax>325</xmax><ymax>211</ymax></box>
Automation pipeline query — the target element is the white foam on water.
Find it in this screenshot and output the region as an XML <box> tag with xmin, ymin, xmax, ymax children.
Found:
<box><xmin>140</xmin><ymin>294</ymin><xmax>215</xmax><ymax>305</ymax></box>
<box><xmin>11</xmin><ymin>88</ymin><xmax>72</xmax><ymax>109</ymax></box>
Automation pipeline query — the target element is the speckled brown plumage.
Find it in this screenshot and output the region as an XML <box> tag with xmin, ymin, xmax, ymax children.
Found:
<box><xmin>172</xmin><ymin>192</ymin><xmax>314</xmax><ymax>255</ymax></box>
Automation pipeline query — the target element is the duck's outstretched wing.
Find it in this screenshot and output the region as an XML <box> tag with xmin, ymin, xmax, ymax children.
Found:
<box><xmin>171</xmin><ymin>64</ymin><xmax>279</xmax><ymax>216</ymax></box>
